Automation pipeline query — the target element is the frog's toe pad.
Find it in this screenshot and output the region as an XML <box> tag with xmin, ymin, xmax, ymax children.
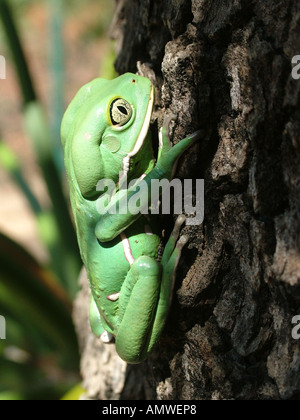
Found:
<box><xmin>177</xmin><ymin>235</ymin><xmax>189</xmax><ymax>249</ymax></box>
<box><xmin>175</xmin><ymin>214</ymin><xmax>186</xmax><ymax>229</ymax></box>
<box><xmin>100</xmin><ymin>331</ymin><xmax>114</xmax><ymax>344</ymax></box>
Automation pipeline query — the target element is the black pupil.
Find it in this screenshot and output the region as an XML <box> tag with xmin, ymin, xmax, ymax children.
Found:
<box><xmin>117</xmin><ymin>105</ymin><xmax>128</xmax><ymax>115</ymax></box>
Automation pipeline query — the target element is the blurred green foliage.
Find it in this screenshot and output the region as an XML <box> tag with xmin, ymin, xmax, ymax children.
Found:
<box><xmin>0</xmin><ymin>0</ymin><xmax>115</xmax><ymax>400</ymax></box>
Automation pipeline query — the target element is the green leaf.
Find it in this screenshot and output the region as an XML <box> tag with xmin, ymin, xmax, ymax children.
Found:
<box><xmin>0</xmin><ymin>233</ymin><xmax>79</xmax><ymax>369</ymax></box>
<box><xmin>61</xmin><ymin>383</ymin><xmax>86</xmax><ymax>401</ymax></box>
<box><xmin>0</xmin><ymin>1</ymin><xmax>82</xmax><ymax>296</ymax></box>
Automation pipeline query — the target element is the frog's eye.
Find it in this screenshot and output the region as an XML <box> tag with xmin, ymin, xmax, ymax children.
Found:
<box><xmin>109</xmin><ymin>98</ymin><xmax>133</xmax><ymax>126</ymax></box>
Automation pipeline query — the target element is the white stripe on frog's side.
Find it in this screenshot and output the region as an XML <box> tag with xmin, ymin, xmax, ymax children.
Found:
<box><xmin>120</xmin><ymin>232</ymin><xmax>135</xmax><ymax>266</ymax></box>
<box><xmin>118</xmin><ymin>86</ymin><xmax>154</xmax><ymax>189</ymax></box>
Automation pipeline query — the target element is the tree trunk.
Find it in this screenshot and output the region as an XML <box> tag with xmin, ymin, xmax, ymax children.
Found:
<box><xmin>73</xmin><ymin>0</ymin><xmax>300</xmax><ymax>400</ymax></box>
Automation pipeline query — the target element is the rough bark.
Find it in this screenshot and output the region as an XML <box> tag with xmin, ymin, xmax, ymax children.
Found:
<box><xmin>73</xmin><ymin>0</ymin><xmax>300</xmax><ymax>400</ymax></box>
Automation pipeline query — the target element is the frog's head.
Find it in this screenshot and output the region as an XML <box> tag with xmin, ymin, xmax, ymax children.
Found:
<box><xmin>61</xmin><ymin>73</ymin><xmax>155</xmax><ymax>200</ymax></box>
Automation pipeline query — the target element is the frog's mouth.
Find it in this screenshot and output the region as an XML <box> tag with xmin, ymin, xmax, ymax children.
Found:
<box><xmin>118</xmin><ymin>86</ymin><xmax>154</xmax><ymax>189</ymax></box>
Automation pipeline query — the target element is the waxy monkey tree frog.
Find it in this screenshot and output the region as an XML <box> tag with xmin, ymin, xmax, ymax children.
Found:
<box><xmin>61</xmin><ymin>73</ymin><xmax>202</xmax><ymax>363</ymax></box>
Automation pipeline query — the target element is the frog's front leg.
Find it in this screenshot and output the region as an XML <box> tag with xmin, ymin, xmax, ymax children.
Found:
<box><xmin>114</xmin><ymin>216</ymin><xmax>187</xmax><ymax>364</ymax></box>
<box><xmin>95</xmin><ymin>126</ymin><xmax>204</xmax><ymax>244</ymax></box>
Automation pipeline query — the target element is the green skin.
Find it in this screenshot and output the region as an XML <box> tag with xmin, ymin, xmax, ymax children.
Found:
<box><xmin>61</xmin><ymin>73</ymin><xmax>202</xmax><ymax>364</ymax></box>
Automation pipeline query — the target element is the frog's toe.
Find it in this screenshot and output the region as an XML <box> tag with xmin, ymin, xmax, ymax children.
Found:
<box><xmin>175</xmin><ymin>214</ymin><xmax>186</xmax><ymax>229</ymax></box>
<box><xmin>171</xmin><ymin>214</ymin><xmax>186</xmax><ymax>242</ymax></box>
<box><xmin>177</xmin><ymin>235</ymin><xmax>189</xmax><ymax>249</ymax></box>
<box><xmin>100</xmin><ymin>331</ymin><xmax>115</xmax><ymax>344</ymax></box>
<box><xmin>163</xmin><ymin>112</ymin><xmax>177</xmax><ymax>132</ymax></box>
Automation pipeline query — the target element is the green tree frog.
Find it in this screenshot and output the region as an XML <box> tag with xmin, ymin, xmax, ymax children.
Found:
<box><xmin>61</xmin><ymin>73</ymin><xmax>202</xmax><ymax>364</ymax></box>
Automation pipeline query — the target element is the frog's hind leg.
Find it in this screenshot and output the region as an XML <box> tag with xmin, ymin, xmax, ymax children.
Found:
<box><xmin>89</xmin><ymin>295</ymin><xmax>114</xmax><ymax>344</ymax></box>
<box><xmin>115</xmin><ymin>255</ymin><xmax>163</xmax><ymax>363</ymax></box>
<box><xmin>114</xmin><ymin>216</ymin><xmax>188</xmax><ymax>364</ymax></box>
